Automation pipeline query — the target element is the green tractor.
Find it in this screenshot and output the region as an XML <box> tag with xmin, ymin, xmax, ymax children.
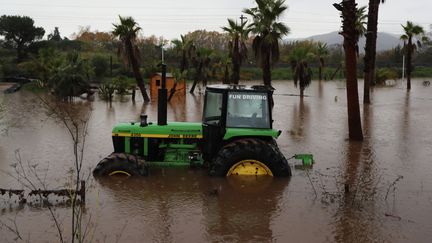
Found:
<box><xmin>93</xmin><ymin>67</ymin><xmax>301</xmax><ymax>177</ymax></box>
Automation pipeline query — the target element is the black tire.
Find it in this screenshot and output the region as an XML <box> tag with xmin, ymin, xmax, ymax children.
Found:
<box><xmin>209</xmin><ymin>138</ymin><xmax>292</xmax><ymax>177</ymax></box>
<box><xmin>93</xmin><ymin>153</ymin><xmax>148</xmax><ymax>177</ymax></box>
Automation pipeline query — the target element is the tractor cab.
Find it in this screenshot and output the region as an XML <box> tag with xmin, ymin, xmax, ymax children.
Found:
<box><xmin>202</xmin><ymin>85</ymin><xmax>274</xmax><ymax>161</ymax></box>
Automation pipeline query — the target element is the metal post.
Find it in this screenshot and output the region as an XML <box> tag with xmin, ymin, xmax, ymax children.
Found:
<box><xmin>161</xmin><ymin>46</ymin><xmax>164</xmax><ymax>63</ymax></box>
<box><xmin>158</xmin><ymin>64</ymin><xmax>168</xmax><ymax>125</ymax></box>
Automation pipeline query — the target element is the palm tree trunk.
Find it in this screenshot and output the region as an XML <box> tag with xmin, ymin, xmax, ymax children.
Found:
<box><xmin>232</xmin><ymin>63</ymin><xmax>240</xmax><ymax>85</ymax></box>
<box><xmin>190</xmin><ymin>63</ymin><xmax>202</xmax><ymax>93</ymax></box>
<box><xmin>189</xmin><ymin>81</ymin><xmax>197</xmax><ymax>93</ymax></box>
<box><xmin>132</xmin><ymin>64</ymin><xmax>150</xmax><ymax>102</ymax></box>
<box><xmin>262</xmin><ymin>51</ymin><xmax>272</xmax><ymax>87</ymax></box>
<box><xmin>406</xmin><ymin>39</ymin><xmax>413</xmax><ymax>90</ymax></box>
<box><xmin>331</xmin><ymin>64</ymin><xmax>342</xmax><ymax>80</ymax></box>
<box><xmin>223</xmin><ymin>65</ymin><xmax>230</xmax><ymax>84</ymax></box>
<box><xmin>363</xmin><ymin>0</ymin><xmax>380</xmax><ymax>104</ymax></box>
<box><xmin>342</xmin><ymin>0</ymin><xmax>364</xmax><ymax>141</ymax></box>
<box><xmin>232</xmin><ymin>38</ymin><xmax>241</xmax><ymax>85</ymax></box>
<box><xmin>131</xmin><ymin>86</ymin><xmax>136</xmax><ymax>102</ymax></box>
<box><xmin>168</xmin><ymin>83</ymin><xmax>177</xmax><ymax>101</ymax></box>
<box><xmin>318</xmin><ymin>58</ymin><xmax>324</xmax><ymax>81</ymax></box>
<box><xmin>127</xmin><ymin>40</ymin><xmax>150</xmax><ymax>102</ymax></box>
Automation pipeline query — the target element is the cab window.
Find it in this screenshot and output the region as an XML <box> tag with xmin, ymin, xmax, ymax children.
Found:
<box><xmin>226</xmin><ymin>92</ymin><xmax>270</xmax><ymax>128</ymax></box>
<box><xmin>203</xmin><ymin>91</ymin><xmax>223</xmax><ymax>125</ymax></box>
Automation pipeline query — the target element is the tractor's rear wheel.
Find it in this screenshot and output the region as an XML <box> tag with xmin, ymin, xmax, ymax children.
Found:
<box><xmin>93</xmin><ymin>153</ymin><xmax>148</xmax><ymax>177</ymax></box>
<box><xmin>209</xmin><ymin>138</ymin><xmax>291</xmax><ymax>177</ymax></box>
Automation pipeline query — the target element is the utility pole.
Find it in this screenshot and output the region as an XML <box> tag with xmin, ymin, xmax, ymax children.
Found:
<box><xmin>240</xmin><ymin>14</ymin><xmax>247</xmax><ymax>25</ymax></box>
<box><xmin>402</xmin><ymin>54</ymin><xmax>405</xmax><ymax>82</ymax></box>
<box><xmin>161</xmin><ymin>45</ymin><xmax>165</xmax><ymax>63</ymax></box>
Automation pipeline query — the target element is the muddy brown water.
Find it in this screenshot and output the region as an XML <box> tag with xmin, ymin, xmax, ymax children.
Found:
<box><xmin>1</xmin><ymin>80</ymin><xmax>432</xmax><ymax>242</ymax></box>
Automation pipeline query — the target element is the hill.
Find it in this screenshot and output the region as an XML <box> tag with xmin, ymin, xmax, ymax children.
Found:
<box><xmin>288</xmin><ymin>31</ymin><xmax>403</xmax><ymax>52</ymax></box>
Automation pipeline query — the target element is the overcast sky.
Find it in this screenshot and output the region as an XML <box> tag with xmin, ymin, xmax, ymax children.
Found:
<box><xmin>1</xmin><ymin>0</ymin><xmax>431</xmax><ymax>40</ymax></box>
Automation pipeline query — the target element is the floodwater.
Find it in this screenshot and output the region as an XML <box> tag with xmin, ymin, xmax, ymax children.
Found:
<box><xmin>1</xmin><ymin>79</ymin><xmax>432</xmax><ymax>242</ymax></box>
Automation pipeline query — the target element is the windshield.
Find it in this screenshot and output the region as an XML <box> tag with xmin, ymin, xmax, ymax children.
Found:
<box><xmin>226</xmin><ymin>92</ymin><xmax>270</xmax><ymax>128</ymax></box>
<box><xmin>203</xmin><ymin>91</ymin><xmax>223</xmax><ymax>124</ymax></box>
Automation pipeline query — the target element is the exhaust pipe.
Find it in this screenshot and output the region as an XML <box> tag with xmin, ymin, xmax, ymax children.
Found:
<box><xmin>157</xmin><ymin>63</ymin><xmax>168</xmax><ymax>126</ymax></box>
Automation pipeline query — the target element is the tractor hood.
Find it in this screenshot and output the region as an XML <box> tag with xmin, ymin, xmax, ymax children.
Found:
<box><xmin>112</xmin><ymin>122</ymin><xmax>203</xmax><ymax>139</ymax></box>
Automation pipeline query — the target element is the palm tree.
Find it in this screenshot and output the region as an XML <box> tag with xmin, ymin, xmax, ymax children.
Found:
<box><xmin>363</xmin><ymin>0</ymin><xmax>386</xmax><ymax>104</ymax></box>
<box><xmin>290</xmin><ymin>43</ymin><xmax>315</xmax><ymax>97</ymax></box>
<box><xmin>316</xmin><ymin>42</ymin><xmax>329</xmax><ymax>81</ymax></box>
<box><xmin>171</xmin><ymin>35</ymin><xmax>194</xmax><ymax>98</ymax></box>
<box><xmin>222</xmin><ymin>19</ymin><xmax>249</xmax><ymax>84</ymax></box>
<box><xmin>112</xmin><ymin>16</ymin><xmax>150</xmax><ymax>102</ymax></box>
<box><xmin>168</xmin><ymin>69</ymin><xmax>187</xmax><ymax>101</ymax></box>
<box><xmin>400</xmin><ymin>21</ymin><xmax>426</xmax><ymax>90</ymax></box>
<box><xmin>171</xmin><ymin>34</ymin><xmax>194</xmax><ymax>73</ymax></box>
<box><xmin>189</xmin><ymin>48</ymin><xmax>213</xmax><ymax>93</ymax></box>
<box><xmin>48</xmin><ymin>52</ymin><xmax>92</xmax><ymax>100</ymax></box>
<box><xmin>243</xmin><ymin>0</ymin><xmax>290</xmax><ymax>87</ymax></box>
<box><xmin>334</xmin><ymin>0</ymin><xmax>364</xmax><ymax>141</ymax></box>
<box><xmin>209</xmin><ymin>53</ymin><xmax>231</xmax><ymax>84</ymax></box>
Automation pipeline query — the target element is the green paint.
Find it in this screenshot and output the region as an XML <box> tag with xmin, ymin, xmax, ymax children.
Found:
<box><xmin>146</xmin><ymin>161</ymin><xmax>203</xmax><ymax>167</ymax></box>
<box><xmin>125</xmin><ymin>137</ymin><xmax>130</xmax><ymax>153</ymax></box>
<box><xmin>158</xmin><ymin>140</ymin><xmax>202</xmax><ymax>165</ymax></box>
<box><xmin>295</xmin><ymin>154</ymin><xmax>314</xmax><ymax>167</ymax></box>
<box><xmin>113</xmin><ymin>122</ymin><xmax>202</xmax><ymax>138</ymax></box>
<box><xmin>144</xmin><ymin>138</ymin><xmax>148</xmax><ymax>156</ymax></box>
<box><xmin>223</xmin><ymin>127</ymin><xmax>279</xmax><ymax>140</ymax></box>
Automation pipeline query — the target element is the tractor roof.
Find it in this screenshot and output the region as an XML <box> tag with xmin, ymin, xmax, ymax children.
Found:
<box><xmin>206</xmin><ymin>84</ymin><xmax>274</xmax><ymax>93</ymax></box>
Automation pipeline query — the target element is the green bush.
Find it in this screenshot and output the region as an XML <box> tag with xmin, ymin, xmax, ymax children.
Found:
<box><xmin>112</xmin><ymin>76</ymin><xmax>135</xmax><ymax>95</ymax></box>
<box><xmin>272</xmin><ymin>67</ymin><xmax>292</xmax><ymax>80</ymax></box>
<box><xmin>375</xmin><ymin>68</ymin><xmax>399</xmax><ymax>85</ymax></box>
<box><xmin>21</xmin><ymin>81</ymin><xmax>46</xmax><ymax>92</ymax></box>
<box><xmin>2</xmin><ymin>62</ymin><xmax>29</xmax><ymax>77</ymax></box>
<box><xmin>412</xmin><ymin>66</ymin><xmax>432</xmax><ymax>78</ymax></box>
<box><xmin>91</xmin><ymin>54</ymin><xmax>109</xmax><ymax>79</ymax></box>
<box><xmin>98</xmin><ymin>81</ymin><xmax>116</xmax><ymax>101</ymax></box>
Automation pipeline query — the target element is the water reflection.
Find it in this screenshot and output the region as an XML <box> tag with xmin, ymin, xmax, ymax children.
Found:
<box><xmin>2</xmin><ymin>80</ymin><xmax>432</xmax><ymax>242</ymax></box>
<box><xmin>96</xmin><ymin>172</ymin><xmax>288</xmax><ymax>242</ymax></box>
<box><xmin>204</xmin><ymin>177</ymin><xmax>288</xmax><ymax>242</ymax></box>
<box><xmin>289</xmin><ymin>98</ymin><xmax>310</xmax><ymax>140</ymax></box>
<box><xmin>318</xmin><ymin>80</ymin><xmax>323</xmax><ymax>99</ymax></box>
<box><xmin>333</xmin><ymin>103</ymin><xmax>381</xmax><ymax>242</ymax></box>
<box><xmin>168</xmin><ymin>94</ymin><xmax>187</xmax><ymax>121</ymax></box>
<box><xmin>398</xmin><ymin>92</ymin><xmax>411</xmax><ymax>162</ymax></box>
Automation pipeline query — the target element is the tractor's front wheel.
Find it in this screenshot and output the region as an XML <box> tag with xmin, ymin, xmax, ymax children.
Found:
<box><xmin>209</xmin><ymin>138</ymin><xmax>291</xmax><ymax>177</ymax></box>
<box><xmin>93</xmin><ymin>153</ymin><xmax>148</xmax><ymax>177</ymax></box>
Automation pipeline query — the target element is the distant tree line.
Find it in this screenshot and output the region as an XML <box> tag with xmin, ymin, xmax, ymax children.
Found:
<box><xmin>0</xmin><ymin>6</ymin><xmax>431</xmax><ymax>100</ymax></box>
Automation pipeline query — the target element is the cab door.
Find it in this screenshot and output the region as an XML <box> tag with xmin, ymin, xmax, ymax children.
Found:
<box><xmin>202</xmin><ymin>90</ymin><xmax>226</xmax><ymax>162</ymax></box>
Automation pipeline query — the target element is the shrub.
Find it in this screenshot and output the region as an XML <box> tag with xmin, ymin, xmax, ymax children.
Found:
<box><xmin>375</xmin><ymin>68</ymin><xmax>399</xmax><ymax>85</ymax></box>
<box><xmin>91</xmin><ymin>54</ymin><xmax>109</xmax><ymax>79</ymax></box>
<box><xmin>112</xmin><ymin>76</ymin><xmax>135</xmax><ymax>95</ymax></box>
<box><xmin>98</xmin><ymin>81</ymin><xmax>116</xmax><ymax>101</ymax></box>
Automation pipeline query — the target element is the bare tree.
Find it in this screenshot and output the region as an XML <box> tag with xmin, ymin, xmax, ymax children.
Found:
<box><xmin>39</xmin><ymin>97</ymin><xmax>92</xmax><ymax>243</ymax></box>
<box><xmin>1</xmin><ymin>96</ymin><xmax>92</xmax><ymax>242</ymax></box>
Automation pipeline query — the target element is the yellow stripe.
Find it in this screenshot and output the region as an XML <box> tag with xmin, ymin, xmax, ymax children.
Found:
<box><xmin>112</xmin><ymin>132</ymin><xmax>203</xmax><ymax>139</ymax></box>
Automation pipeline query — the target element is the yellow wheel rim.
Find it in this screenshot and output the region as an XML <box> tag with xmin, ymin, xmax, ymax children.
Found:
<box><xmin>226</xmin><ymin>160</ymin><xmax>273</xmax><ymax>176</ymax></box>
<box><xmin>108</xmin><ymin>170</ymin><xmax>131</xmax><ymax>176</ymax></box>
